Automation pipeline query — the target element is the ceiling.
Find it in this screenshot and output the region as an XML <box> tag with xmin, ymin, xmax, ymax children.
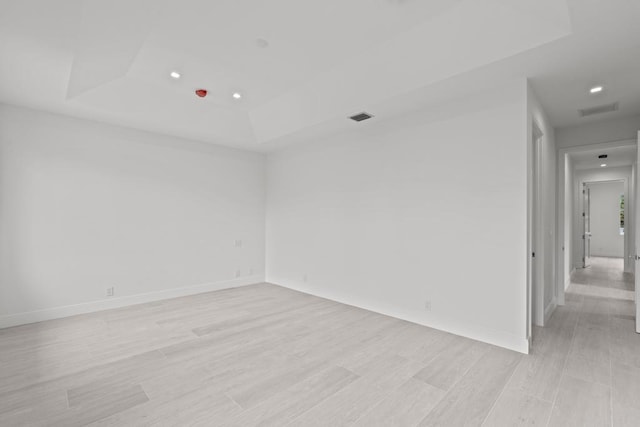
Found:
<box><xmin>571</xmin><ymin>145</ymin><xmax>637</xmax><ymax>171</ymax></box>
<box><xmin>0</xmin><ymin>0</ymin><xmax>639</xmax><ymax>151</ymax></box>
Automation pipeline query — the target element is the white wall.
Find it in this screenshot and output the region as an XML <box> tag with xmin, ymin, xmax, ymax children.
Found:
<box><xmin>266</xmin><ymin>80</ymin><xmax>529</xmax><ymax>353</ymax></box>
<box><xmin>588</xmin><ymin>181</ymin><xmax>624</xmax><ymax>257</ymax></box>
<box><xmin>556</xmin><ymin>115</ymin><xmax>640</xmax><ymax>149</ymax></box>
<box><xmin>563</xmin><ymin>154</ymin><xmax>574</xmax><ymax>288</ymax></box>
<box><xmin>573</xmin><ymin>166</ymin><xmax>632</xmax><ymax>270</ymax></box>
<box><xmin>527</xmin><ymin>83</ymin><xmax>556</xmax><ymax>325</ymax></box>
<box><xmin>0</xmin><ymin>104</ymin><xmax>266</xmax><ymax>327</ymax></box>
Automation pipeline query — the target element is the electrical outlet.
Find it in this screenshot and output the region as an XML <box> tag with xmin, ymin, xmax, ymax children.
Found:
<box><xmin>424</xmin><ymin>300</ymin><xmax>431</xmax><ymax>311</ymax></box>
<box><xmin>235</xmin><ymin>269</ymin><xmax>241</xmax><ymax>278</ymax></box>
<box><xmin>234</xmin><ymin>239</ymin><xmax>242</xmax><ymax>247</ymax></box>
<box><xmin>106</xmin><ymin>287</ymin><xmax>114</xmax><ymax>297</ymax></box>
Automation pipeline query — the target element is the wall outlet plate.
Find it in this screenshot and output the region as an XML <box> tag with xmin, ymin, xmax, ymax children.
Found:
<box><xmin>424</xmin><ymin>300</ymin><xmax>432</xmax><ymax>311</ymax></box>
<box><xmin>106</xmin><ymin>287</ymin><xmax>114</xmax><ymax>297</ymax></box>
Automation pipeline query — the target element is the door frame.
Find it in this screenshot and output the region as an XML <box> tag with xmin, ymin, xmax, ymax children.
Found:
<box><xmin>582</xmin><ymin>179</ymin><xmax>626</xmax><ymax>262</ymax></box>
<box><xmin>528</xmin><ymin>121</ymin><xmax>544</xmax><ymax>342</ymax></box>
<box><xmin>636</xmin><ymin>131</ymin><xmax>639</xmax><ymax>334</ymax></box>
<box><xmin>556</xmin><ymin>138</ymin><xmax>637</xmax><ymax>309</ymax></box>
<box><xmin>583</xmin><ymin>183</ymin><xmax>590</xmax><ymax>268</ymax></box>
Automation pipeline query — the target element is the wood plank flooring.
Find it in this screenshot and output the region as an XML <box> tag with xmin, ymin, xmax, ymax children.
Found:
<box><xmin>0</xmin><ymin>259</ymin><xmax>636</xmax><ymax>426</ymax></box>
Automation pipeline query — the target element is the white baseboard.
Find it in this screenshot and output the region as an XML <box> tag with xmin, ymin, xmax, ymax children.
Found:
<box><xmin>0</xmin><ymin>275</ymin><xmax>265</xmax><ymax>329</ymax></box>
<box><xmin>269</xmin><ymin>280</ymin><xmax>529</xmax><ymax>354</ymax></box>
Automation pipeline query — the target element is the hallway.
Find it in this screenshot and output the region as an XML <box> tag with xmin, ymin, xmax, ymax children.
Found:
<box><xmin>529</xmin><ymin>256</ymin><xmax>638</xmax><ymax>426</ymax></box>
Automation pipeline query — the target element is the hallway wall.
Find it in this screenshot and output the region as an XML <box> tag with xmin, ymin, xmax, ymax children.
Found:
<box><xmin>556</xmin><ymin>115</ymin><xmax>640</xmax><ymax>149</ymax></box>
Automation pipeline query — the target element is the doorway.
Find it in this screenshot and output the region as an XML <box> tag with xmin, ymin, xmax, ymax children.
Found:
<box><xmin>573</xmin><ymin>180</ymin><xmax>628</xmax><ymax>294</ymax></box>
<box><xmin>585</xmin><ymin>181</ymin><xmax>624</xmax><ymax>260</ymax></box>
<box><xmin>556</xmin><ymin>141</ymin><xmax>637</xmax><ymax>309</ymax></box>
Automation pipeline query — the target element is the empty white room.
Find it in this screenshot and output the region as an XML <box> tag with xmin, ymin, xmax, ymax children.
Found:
<box><xmin>1</xmin><ymin>0</ymin><xmax>640</xmax><ymax>426</ymax></box>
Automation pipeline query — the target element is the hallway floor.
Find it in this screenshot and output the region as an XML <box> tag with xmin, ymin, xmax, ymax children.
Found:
<box><xmin>567</xmin><ymin>257</ymin><xmax>634</xmax><ymax>302</ymax></box>
<box><xmin>530</xmin><ymin>256</ymin><xmax>638</xmax><ymax>426</ymax></box>
<box><xmin>570</xmin><ymin>256</ymin><xmax>634</xmax><ymax>292</ymax></box>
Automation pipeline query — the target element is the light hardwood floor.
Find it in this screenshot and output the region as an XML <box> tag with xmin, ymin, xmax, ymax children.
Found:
<box><xmin>568</xmin><ymin>257</ymin><xmax>635</xmax><ymax>301</ymax></box>
<box><xmin>0</xmin><ymin>262</ymin><xmax>637</xmax><ymax>426</ymax></box>
<box><xmin>571</xmin><ymin>257</ymin><xmax>633</xmax><ymax>291</ymax></box>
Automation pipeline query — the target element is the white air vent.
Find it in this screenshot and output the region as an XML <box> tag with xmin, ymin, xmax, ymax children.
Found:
<box><xmin>578</xmin><ymin>102</ymin><xmax>619</xmax><ymax>117</ymax></box>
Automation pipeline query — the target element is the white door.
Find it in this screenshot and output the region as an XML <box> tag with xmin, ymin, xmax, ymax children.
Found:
<box><xmin>636</xmin><ymin>132</ymin><xmax>640</xmax><ymax>333</ymax></box>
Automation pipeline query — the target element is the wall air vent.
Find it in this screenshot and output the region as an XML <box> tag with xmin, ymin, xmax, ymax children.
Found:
<box><xmin>349</xmin><ymin>112</ymin><xmax>374</xmax><ymax>122</ymax></box>
<box><xmin>578</xmin><ymin>102</ymin><xmax>618</xmax><ymax>118</ymax></box>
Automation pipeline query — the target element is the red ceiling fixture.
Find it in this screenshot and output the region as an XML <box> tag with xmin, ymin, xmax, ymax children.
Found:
<box><xmin>195</xmin><ymin>89</ymin><xmax>208</xmax><ymax>98</ymax></box>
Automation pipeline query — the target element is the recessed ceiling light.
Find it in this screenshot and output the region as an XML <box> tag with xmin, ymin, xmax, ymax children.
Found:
<box><xmin>232</xmin><ymin>92</ymin><xmax>242</xmax><ymax>100</ymax></box>
<box><xmin>590</xmin><ymin>86</ymin><xmax>603</xmax><ymax>94</ymax></box>
<box><xmin>600</xmin><ymin>163</ymin><xmax>607</xmax><ymax>167</ymax></box>
<box><xmin>170</xmin><ymin>71</ymin><xmax>181</xmax><ymax>79</ymax></box>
